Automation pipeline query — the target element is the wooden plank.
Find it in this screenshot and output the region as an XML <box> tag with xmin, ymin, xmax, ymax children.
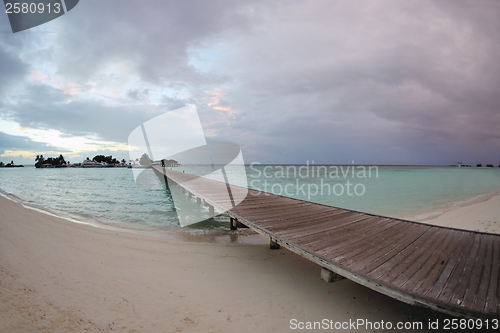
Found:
<box><xmin>468</xmin><ymin>235</ymin><xmax>493</xmax><ymax>311</ymax></box>
<box><xmin>458</xmin><ymin>235</ymin><xmax>491</xmax><ymax>309</ymax></box>
<box><xmin>256</xmin><ymin>208</ymin><xmax>347</xmax><ymax>229</ymax></box>
<box><xmin>368</xmin><ymin>227</ymin><xmax>443</xmax><ymax>280</ymax></box>
<box><xmin>304</xmin><ymin>217</ymin><xmax>396</xmax><ymax>256</ymax></box>
<box><xmin>381</xmin><ymin>229</ymin><xmax>447</xmax><ymax>283</ymax></box>
<box><xmin>262</xmin><ymin>211</ymin><xmax>356</xmax><ymax>240</ymax></box>
<box><xmin>437</xmin><ymin>233</ymin><xmax>481</xmax><ymax>304</ymax></box>
<box><xmin>392</xmin><ymin>229</ymin><xmax>455</xmax><ymax>289</ymax></box>
<box><xmin>409</xmin><ymin>232</ymin><xmax>464</xmax><ymax>295</ymax></box>
<box><xmin>277</xmin><ymin>212</ymin><xmax>367</xmax><ymax>241</ymax></box>
<box><xmin>294</xmin><ymin>215</ymin><xmax>384</xmax><ymax>245</ymax></box>
<box><xmin>448</xmin><ymin>233</ymin><xmax>483</xmax><ymax>307</ymax></box>
<box><xmin>343</xmin><ymin>223</ymin><xmax>425</xmax><ymax>272</ymax></box>
<box><xmin>232</xmin><ymin>194</ymin><xmax>296</xmax><ymax>206</ymax></box>
<box><xmin>229</xmin><ymin>195</ymin><xmax>291</xmax><ymax>207</ymax></box>
<box><xmin>234</xmin><ymin>205</ymin><xmax>313</xmax><ymax>221</ymax></box>
<box><xmin>292</xmin><ymin>217</ymin><xmax>382</xmax><ymax>255</ymax></box>
<box><xmin>338</xmin><ymin>221</ymin><xmax>420</xmax><ymax>269</ymax></box>
<box><xmin>318</xmin><ymin>219</ymin><xmax>417</xmax><ymax>264</ymax></box>
<box><xmin>257</xmin><ymin>208</ymin><xmax>345</xmax><ymax>230</ymax></box>
<box><xmin>271</xmin><ymin>211</ymin><xmax>360</xmax><ymax>237</ymax></box>
<box><xmin>355</xmin><ymin>226</ymin><xmax>432</xmax><ymax>275</ymax></box>
<box><xmin>231</xmin><ymin>201</ymin><xmax>309</xmax><ymax>215</ymax></box>
<box><xmin>233</xmin><ymin>202</ymin><xmax>322</xmax><ymax>218</ymax></box>
<box><xmin>425</xmin><ymin>232</ymin><xmax>475</xmax><ymax>300</ymax></box>
<box><xmin>242</xmin><ymin>201</ymin><xmax>338</xmax><ymax>218</ymax></box>
<box><xmin>485</xmin><ymin>237</ymin><xmax>500</xmax><ymax>313</ymax></box>
<box><xmin>317</xmin><ymin>222</ymin><xmax>403</xmax><ymax>265</ymax></box>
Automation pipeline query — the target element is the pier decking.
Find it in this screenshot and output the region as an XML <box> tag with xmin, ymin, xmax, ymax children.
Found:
<box><xmin>152</xmin><ymin>166</ymin><xmax>499</xmax><ymax>318</ymax></box>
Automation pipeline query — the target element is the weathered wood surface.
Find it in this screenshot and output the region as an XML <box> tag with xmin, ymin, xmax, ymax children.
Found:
<box><xmin>152</xmin><ymin>166</ymin><xmax>500</xmax><ymax>318</ymax></box>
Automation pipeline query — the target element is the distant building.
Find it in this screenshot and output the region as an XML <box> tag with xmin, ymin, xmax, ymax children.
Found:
<box><xmin>165</xmin><ymin>159</ymin><xmax>180</xmax><ymax>167</ymax></box>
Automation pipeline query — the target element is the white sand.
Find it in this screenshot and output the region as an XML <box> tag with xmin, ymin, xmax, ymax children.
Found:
<box><xmin>0</xmin><ymin>196</ymin><xmax>452</xmax><ymax>332</ymax></box>
<box><xmin>414</xmin><ymin>194</ymin><xmax>500</xmax><ymax>234</ymax></box>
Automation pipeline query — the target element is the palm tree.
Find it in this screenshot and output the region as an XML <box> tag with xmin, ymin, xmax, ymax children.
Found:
<box><xmin>58</xmin><ymin>154</ymin><xmax>66</xmax><ymax>165</ymax></box>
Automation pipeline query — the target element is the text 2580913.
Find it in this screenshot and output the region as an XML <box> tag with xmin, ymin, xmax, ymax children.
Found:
<box><xmin>5</xmin><ymin>2</ymin><xmax>61</xmax><ymax>14</ymax></box>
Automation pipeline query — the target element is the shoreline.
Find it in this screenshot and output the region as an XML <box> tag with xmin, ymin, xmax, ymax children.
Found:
<box><xmin>407</xmin><ymin>192</ymin><xmax>500</xmax><ymax>234</ymax></box>
<box><xmin>0</xmin><ymin>189</ymin><xmax>263</xmax><ymax>244</ymax></box>
<box><xmin>0</xmin><ymin>194</ymin><xmax>450</xmax><ymax>332</ymax></box>
<box><xmin>2</xmin><ymin>181</ymin><xmax>499</xmax><ymax>242</ymax></box>
<box><xmin>3</xmin><ymin>181</ymin><xmax>499</xmax><ymax>237</ymax></box>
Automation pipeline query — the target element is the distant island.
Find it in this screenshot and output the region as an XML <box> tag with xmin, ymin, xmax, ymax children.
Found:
<box><xmin>452</xmin><ymin>162</ymin><xmax>500</xmax><ymax>167</ymax></box>
<box><xmin>35</xmin><ymin>154</ymin><xmax>69</xmax><ymax>168</ymax></box>
<box><xmin>79</xmin><ymin>155</ymin><xmax>128</xmax><ymax>168</ymax></box>
<box><xmin>0</xmin><ymin>161</ymin><xmax>23</xmax><ymax>168</ymax></box>
<box><xmin>35</xmin><ymin>154</ymin><xmax>128</xmax><ymax>168</ymax></box>
<box><xmin>33</xmin><ymin>153</ymin><xmax>179</xmax><ymax>168</ymax></box>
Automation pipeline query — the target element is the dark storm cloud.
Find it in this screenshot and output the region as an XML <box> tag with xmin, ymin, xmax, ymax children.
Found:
<box><xmin>0</xmin><ymin>40</ymin><xmax>28</xmax><ymax>105</ymax></box>
<box><xmin>195</xmin><ymin>0</ymin><xmax>500</xmax><ymax>164</ymax></box>
<box><xmin>52</xmin><ymin>0</ymin><xmax>265</xmax><ymax>85</ymax></box>
<box><xmin>0</xmin><ymin>47</ymin><xmax>27</xmax><ymax>88</ymax></box>
<box><xmin>1</xmin><ymin>0</ymin><xmax>500</xmax><ymax>164</ymax></box>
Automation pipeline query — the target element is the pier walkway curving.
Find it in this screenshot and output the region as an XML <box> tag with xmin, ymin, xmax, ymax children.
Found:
<box><xmin>152</xmin><ymin>166</ymin><xmax>500</xmax><ymax>319</ymax></box>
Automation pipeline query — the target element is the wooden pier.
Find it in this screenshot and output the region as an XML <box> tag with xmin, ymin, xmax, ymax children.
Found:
<box><xmin>152</xmin><ymin>166</ymin><xmax>499</xmax><ymax>319</ymax></box>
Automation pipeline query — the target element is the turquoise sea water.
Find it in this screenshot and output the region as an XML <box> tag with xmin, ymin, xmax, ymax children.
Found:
<box><xmin>1</xmin><ymin>165</ymin><xmax>500</xmax><ymax>232</ymax></box>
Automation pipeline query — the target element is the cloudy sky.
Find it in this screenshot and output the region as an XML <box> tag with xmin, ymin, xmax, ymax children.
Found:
<box><xmin>1</xmin><ymin>0</ymin><xmax>499</xmax><ymax>165</ymax></box>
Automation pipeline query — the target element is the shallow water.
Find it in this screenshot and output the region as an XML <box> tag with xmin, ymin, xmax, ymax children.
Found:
<box><xmin>1</xmin><ymin>165</ymin><xmax>499</xmax><ymax>232</ymax></box>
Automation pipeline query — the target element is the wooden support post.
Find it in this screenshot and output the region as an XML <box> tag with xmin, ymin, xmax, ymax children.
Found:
<box><xmin>209</xmin><ymin>205</ymin><xmax>214</xmax><ymax>215</ymax></box>
<box><xmin>163</xmin><ymin>175</ymin><xmax>169</xmax><ymax>190</ymax></box>
<box><xmin>270</xmin><ymin>238</ymin><xmax>280</xmax><ymax>249</ymax></box>
<box><xmin>188</xmin><ymin>192</ymin><xmax>192</xmax><ymax>198</ymax></box>
<box><xmin>182</xmin><ymin>188</ymin><xmax>185</xmax><ymax>194</ymax></box>
<box><xmin>197</xmin><ymin>197</ymin><xmax>201</xmax><ymax>205</ymax></box>
<box><xmin>230</xmin><ymin>217</ymin><xmax>237</xmax><ymax>230</ymax></box>
<box><xmin>320</xmin><ymin>267</ymin><xmax>345</xmax><ymax>283</ymax></box>
<box><xmin>236</xmin><ymin>221</ymin><xmax>248</xmax><ymax>228</ymax></box>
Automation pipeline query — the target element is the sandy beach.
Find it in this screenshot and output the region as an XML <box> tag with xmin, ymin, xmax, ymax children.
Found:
<box><xmin>0</xmin><ymin>195</ymin><xmax>492</xmax><ymax>332</ymax></box>
<box><xmin>414</xmin><ymin>193</ymin><xmax>500</xmax><ymax>234</ymax></box>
